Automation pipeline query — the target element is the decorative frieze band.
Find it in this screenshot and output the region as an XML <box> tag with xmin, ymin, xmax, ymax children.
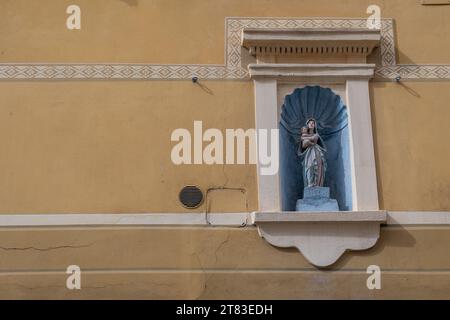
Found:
<box><xmin>0</xmin><ymin>64</ymin><xmax>245</xmax><ymax>80</ymax></box>
<box><xmin>0</xmin><ymin>17</ymin><xmax>449</xmax><ymax>81</ymax></box>
<box><xmin>375</xmin><ymin>65</ymin><xmax>450</xmax><ymax>80</ymax></box>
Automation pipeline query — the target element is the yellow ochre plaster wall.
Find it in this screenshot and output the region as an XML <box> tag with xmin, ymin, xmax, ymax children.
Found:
<box><xmin>1</xmin><ymin>0</ymin><xmax>450</xmax><ymax>64</ymax></box>
<box><xmin>1</xmin><ymin>0</ymin><xmax>450</xmax><ymax>300</ymax></box>
<box><xmin>0</xmin><ymin>0</ymin><xmax>449</xmax><ymax>212</ymax></box>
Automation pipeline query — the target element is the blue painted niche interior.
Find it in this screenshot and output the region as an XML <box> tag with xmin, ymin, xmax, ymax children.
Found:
<box><xmin>279</xmin><ymin>86</ymin><xmax>353</xmax><ymax>211</ymax></box>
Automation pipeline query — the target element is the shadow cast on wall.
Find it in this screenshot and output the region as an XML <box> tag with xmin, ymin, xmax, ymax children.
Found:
<box><xmin>279</xmin><ymin>86</ymin><xmax>352</xmax><ymax>211</ymax></box>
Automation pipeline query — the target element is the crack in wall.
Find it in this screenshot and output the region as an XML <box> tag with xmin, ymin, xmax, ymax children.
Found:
<box><xmin>0</xmin><ymin>243</ymin><xmax>94</xmax><ymax>252</ymax></box>
<box><xmin>12</xmin><ymin>282</ymin><xmax>133</xmax><ymax>291</ymax></box>
<box><xmin>195</xmin><ymin>231</ymin><xmax>232</xmax><ymax>299</ymax></box>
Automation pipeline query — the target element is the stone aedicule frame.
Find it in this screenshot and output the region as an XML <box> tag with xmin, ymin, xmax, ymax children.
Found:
<box><xmin>246</xmin><ymin>27</ymin><xmax>384</xmax><ymax>267</ymax></box>
<box><xmin>246</xmin><ymin>29</ymin><xmax>380</xmax><ymax>212</ymax></box>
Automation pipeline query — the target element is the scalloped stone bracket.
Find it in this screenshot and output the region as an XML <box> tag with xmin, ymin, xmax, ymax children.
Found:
<box><xmin>251</xmin><ymin>211</ymin><xmax>387</xmax><ymax>268</ymax></box>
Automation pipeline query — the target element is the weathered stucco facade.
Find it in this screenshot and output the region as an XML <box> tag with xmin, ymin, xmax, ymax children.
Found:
<box><xmin>0</xmin><ymin>0</ymin><xmax>450</xmax><ymax>299</ymax></box>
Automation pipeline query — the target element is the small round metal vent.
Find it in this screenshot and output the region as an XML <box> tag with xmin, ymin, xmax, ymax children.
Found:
<box><xmin>179</xmin><ymin>185</ymin><xmax>203</xmax><ymax>209</ymax></box>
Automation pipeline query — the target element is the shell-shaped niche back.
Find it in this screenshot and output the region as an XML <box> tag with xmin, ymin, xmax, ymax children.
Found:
<box><xmin>280</xmin><ymin>86</ymin><xmax>348</xmax><ymax>141</ymax></box>
<box><xmin>279</xmin><ymin>85</ymin><xmax>352</xmax><ymax>211</ymax></box>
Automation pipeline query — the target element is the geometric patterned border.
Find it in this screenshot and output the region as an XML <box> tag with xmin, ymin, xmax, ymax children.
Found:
<box><xmin>0</xmin><ymin>17</ymin><xmax>449</xmax><ymax>81</ymax></box>
<box><xmin>375</xmin><ymin>65</ymin><xmax>450</xmax><ymax>80</ymax></box>
<box><xmin>0</xmin><ymin>64</ymin><xmax>246</xmax><ymax>80</ymax></box>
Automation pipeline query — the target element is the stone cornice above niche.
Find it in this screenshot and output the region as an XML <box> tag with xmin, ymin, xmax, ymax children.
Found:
<box><xmin>242</xmin><ymin>28</ymin><xmax>381</xmax><ymax>63</ymax></box>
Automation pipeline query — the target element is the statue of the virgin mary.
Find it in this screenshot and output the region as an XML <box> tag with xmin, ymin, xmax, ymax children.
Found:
<box><xmin>297</xmin><ymin>118</ymin><xmax>327</xmax><ymax>188</ymax></box>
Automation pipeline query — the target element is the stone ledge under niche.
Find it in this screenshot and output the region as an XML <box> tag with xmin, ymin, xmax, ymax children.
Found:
<box><xmin>251</xmin><ymin>211</ymin><xmax>387</xmax><ymax>268</ymax></box>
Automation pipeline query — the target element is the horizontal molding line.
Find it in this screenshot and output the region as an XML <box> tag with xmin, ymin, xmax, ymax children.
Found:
<box><xmin>0</xmin><ymin>17</ymin><xmax>449</xmax><ymax>81</ymax></box>
<box><xmin>3</xmin><ymin>269</ymin><xmax>450</xmax><ymax>275</ymax></box>
<box><xmin>0</xmin><ymin>212</ymin><xmax>449</xmax><ymax>227</ymax></box>
<box><xmin>386</xmin><ymin>211</ymin><xmax>450</xmax><ymax>225</ymax></box>
<box><xmin>0</xmin><ymin>213</ymin><xmax>250</xmax><ymax>227</ymax></box>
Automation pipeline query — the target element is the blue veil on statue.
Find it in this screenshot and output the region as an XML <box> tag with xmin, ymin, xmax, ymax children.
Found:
<box><xmin>279</xmin><ymin>86</ymin><xmax>353</xmax><ymax>211</ymax></box>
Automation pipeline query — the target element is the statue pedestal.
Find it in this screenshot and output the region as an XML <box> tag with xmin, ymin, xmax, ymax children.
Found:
<box><xmin>296</xmin><ymin>187</ymin><xmax>339</xmax><ymax>212</ymax></box>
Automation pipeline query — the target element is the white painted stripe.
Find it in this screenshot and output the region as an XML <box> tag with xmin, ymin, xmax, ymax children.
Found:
<box><xmin>0</xmin><ymin>213</ymin><xmax>249</xmax><ymax>227</ymax></box>
<box><xmin>0</xmin><ymin>212</ymin><xmax>448</xmax><ymax>227</ymax></box>
<box><xmin>387</xmin><ymin>212</ymin><xmax>450</xmax><ymax>225</ymax></box>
